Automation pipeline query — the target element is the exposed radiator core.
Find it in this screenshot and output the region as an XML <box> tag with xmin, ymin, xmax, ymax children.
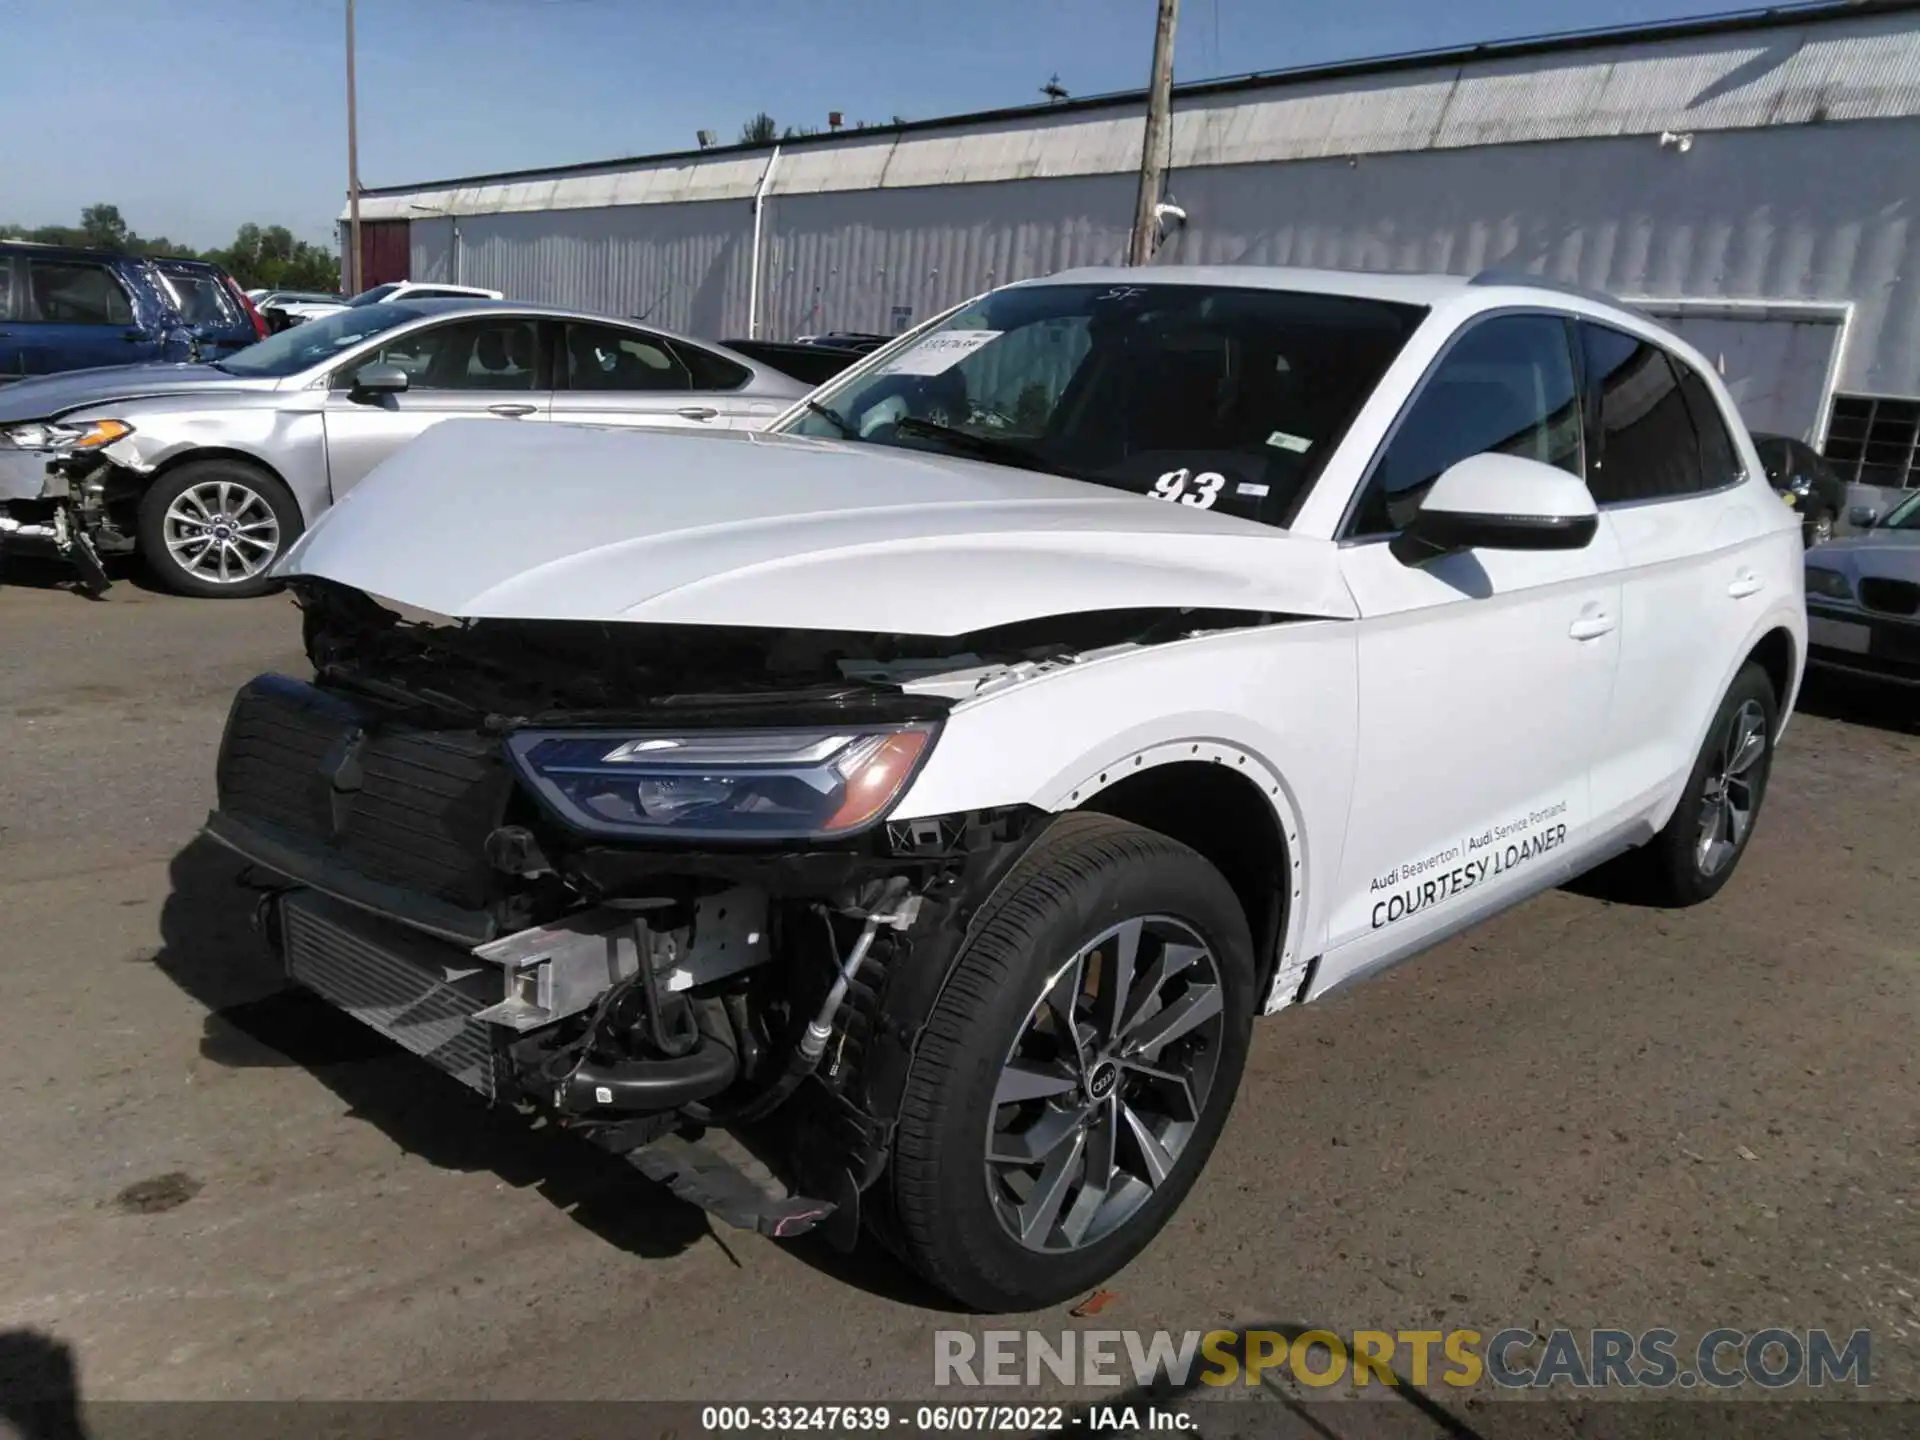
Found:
<box><xmin>281</xmin><ymin>890</ymin><xmax>503</xmax><ymax>1100</ymax></box>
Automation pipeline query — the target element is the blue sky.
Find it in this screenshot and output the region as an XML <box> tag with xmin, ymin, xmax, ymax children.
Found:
<box><xmin>5</xmin><ymin>0</ymin><xmax>1747</xmax><ymax>250</ymax></box>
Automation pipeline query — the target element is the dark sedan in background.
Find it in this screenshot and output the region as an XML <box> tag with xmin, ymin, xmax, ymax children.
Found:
<box><xmin>1753</xmin><ymin>431</ymin><xmax>1850</xmax><ymax>546</ymax></box>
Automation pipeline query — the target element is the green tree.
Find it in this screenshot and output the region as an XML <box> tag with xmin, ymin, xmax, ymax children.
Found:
<box><xmin>80</xmin><ymin>203</ymin><xmax>131</xmax><ymax>250</ymax></box>
<box><xmin>739</xmin><ymin>111</ymin><xmax>778</xmax><ymax>145</ymax></box>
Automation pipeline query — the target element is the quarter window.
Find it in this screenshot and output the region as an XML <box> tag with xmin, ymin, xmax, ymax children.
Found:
<box><xmin>1674</xmin><ymin>360</ymin><xmax>1744</xmax><ymax>489</ymax></box>
<box><xmin>673</xmin><ymin>340</ymin><xmax>752</xmax><ymax>392</ymax></box>
<box><xmin>1349</xmin><ymin>313</ymin><xmax>1583</xmax><ymax>536</ymax></box>
<box><xmin>22</xmin><ymin>258</ymin><xmax>134</xmax><ymax>326</ymax></box>
<box><xmin>563</xmin><ymin>322</ymin><xmax>691</xmax><ymax>392</ymax></box>
<box><xmin>1580</xmin><ymin>324</ymin><xmax>1707</xmax><ymax>503</ymax></box>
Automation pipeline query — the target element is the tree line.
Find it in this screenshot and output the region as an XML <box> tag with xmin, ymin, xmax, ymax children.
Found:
<box><xmin>739</xmin><ymin>112</ymin><xmax>910</xmax><ymax>143</ymax></box>
<box><xmin>1</xmin><ymin>204</ymin><xmax>340</xmax><ymax>292</ymax></box>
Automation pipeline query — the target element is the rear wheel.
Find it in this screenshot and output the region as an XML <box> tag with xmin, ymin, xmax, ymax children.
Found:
<box><xmin>887</xmin><ymin>813</ymin><xmax>1256</xmax><ymax>1311</ymax></box>
<box><xmin>1804</xmin><ymin>510</ymin><xmax>1835</xmax><ymax>547</ymax></box>
<box><xmin>138</xmin><ymin>458</ymin><xmax>303</xmax><ymax>598</ymax></box>
<box><xmin>1604</xmin><ymin>662</ymin><xmax>1777</xmax><ymax>907</ymax></box>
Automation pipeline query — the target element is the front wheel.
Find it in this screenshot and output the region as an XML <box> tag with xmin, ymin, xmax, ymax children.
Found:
<box><xmin>1804</xmin><ymin>510</ymin><xmax>1835</xmax><ymax>547</ymax></box>
<box><xmin>137</xmin><ymin>459</ymin><xmax>303</xmax><ymax>598</ymax></box>
<box><xmin>887</xmin><ymin>814</ymin><xmax>1256</xmax><ymax>1311</ymax></box>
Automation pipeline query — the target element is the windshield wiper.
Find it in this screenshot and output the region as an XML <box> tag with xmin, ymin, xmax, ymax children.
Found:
<box><xmin>802</xmin><ymin>398</ymin><xmax>857</xmax><ymax>438</ymax></box>
<box><xmin>891</xmin><ymin>415</ymin><xmax>1055</xmax><ymax>474</ymax></box>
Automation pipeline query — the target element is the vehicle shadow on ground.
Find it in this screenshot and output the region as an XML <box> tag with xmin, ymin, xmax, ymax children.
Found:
<box><xmin>1792</xmin><ymin>670</ymin><xmax>1919</xmax><ymax>737</ymax></box>
<box><xmin>150</xmin><ymin>835</ymin><xmax>955</xmax><ymax>1306</ymax></box>
<box><xmin>0</xmin><ymin>1328</ymin><xmax>89</xmax><ymax>1440</ymax></box>
<box><xmin>152</xmin><ymin>835</ymin><xmax>709</xmax><ymax>1260</ymax></box>
<box><xmin>0</xmin><ymin>553</ymin><xmax>164</xmax><ymax>598</ymax></box>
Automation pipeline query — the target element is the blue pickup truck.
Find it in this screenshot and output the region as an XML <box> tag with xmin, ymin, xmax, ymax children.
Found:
<box><xmin>0</xmin><ymin>242</ymin><xmax>264</xmax><ymax>381</ymax></box>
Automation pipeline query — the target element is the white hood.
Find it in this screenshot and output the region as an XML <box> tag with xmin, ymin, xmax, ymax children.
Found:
<box><xmin>282</xmin><ymin>420</ymin><xmax>1354</xmax><ymax>635</ymax></box>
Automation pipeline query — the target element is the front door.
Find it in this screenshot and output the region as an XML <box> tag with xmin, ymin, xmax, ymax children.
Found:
<box><xmin>322</xmin><ymin>316</ymin><xmax>550</xmax><ymax>496</ymax></box>
<box><xmin>1320</xmin><ymin>312</ymin><xmax>1623</xmax><ymax>979</ymax></box>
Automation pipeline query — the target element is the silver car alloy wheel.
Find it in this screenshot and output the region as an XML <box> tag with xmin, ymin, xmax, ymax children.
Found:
<box><xmin>1696</xmin><ymin>698</ymin><xmax>1767</xmax><ymax>877</ymax></box>
<box><xmin>162</xmin><ymin>480</ymin><xmax>281</xmax><ymax>584</ymax></box>
<box><xmin>985</xmin><ymin>915</ymin><xmax>1225</xmax><ymax>1255</ymax></box>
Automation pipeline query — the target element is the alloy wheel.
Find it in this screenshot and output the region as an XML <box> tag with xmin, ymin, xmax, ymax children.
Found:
<box><xmin>1695</xmin><ymin>698</ymin><xmax>1767</xmax><ymax>876</ymax></box>
<box><xmin>985</xmin><ymin>916</ymin><xmax>1225</xmax><ymax>1254</ymax></box>
<box><xmin>162</xmin><ymin>480</ymin><xmax>281</xmax><ymax>585</ymax></box>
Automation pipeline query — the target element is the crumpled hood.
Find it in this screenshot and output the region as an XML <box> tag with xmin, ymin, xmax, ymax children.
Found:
<box><xmin>280</xmin><ymin>419</ymin><xmax>1355</xmax><ymax>635</ymax></box>
<box><xmin>0</xmin><ymin>363</ymin><xmax>269</xmax><ymax>423</ymax></box>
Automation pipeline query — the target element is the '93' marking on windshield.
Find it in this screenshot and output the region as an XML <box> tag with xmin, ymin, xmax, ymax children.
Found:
<box><xmin>1151</xmin><ymin>468</ymin><xmax>1226</xmax><ymax>509</ymax></box>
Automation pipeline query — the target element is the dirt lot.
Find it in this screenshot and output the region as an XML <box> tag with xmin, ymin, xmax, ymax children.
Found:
<box><xmin>0</xmin><ymin>565</ymin><xmax>1915</xmax><ymax>1434</ymax></box>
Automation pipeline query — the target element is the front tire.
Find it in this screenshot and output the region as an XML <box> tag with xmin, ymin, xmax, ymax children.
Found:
<box><xmin>137</xmin><ymin>458</ymin><xmax>303</xmax><ymax>598</ymax></box>
<box><xmin>1607</xmin><ymin>662</ymin><xmax>1778</xmax><ymax>907</ymax></box>
<box><xmin>888</xmin><ymin>814</ymin><xmax>1256</xmax><ymax>1311</ymax></box>
<box><xmin>1804</xmin><ymin>510</ymin><xmax>1835</xmax><ymax>547</ymax></box>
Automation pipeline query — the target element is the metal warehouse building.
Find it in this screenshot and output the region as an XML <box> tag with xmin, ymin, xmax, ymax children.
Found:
<box><xmin>347</xmin><ymin>0</ymin><xmax>1920</xmax><ymax>499</ymax></box>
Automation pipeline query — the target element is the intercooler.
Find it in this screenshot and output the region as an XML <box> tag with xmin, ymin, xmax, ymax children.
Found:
<box><xmin>280</xmin><ymin>889</ymin><xmax>505</xmax><ymax>1100</ymax></box>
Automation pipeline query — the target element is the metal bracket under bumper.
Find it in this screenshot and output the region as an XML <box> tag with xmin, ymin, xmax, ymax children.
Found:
<box><xmin>626</xmin><ymin>1130</ymin><xmax>835</xmax><ymax>1238</ymax></box>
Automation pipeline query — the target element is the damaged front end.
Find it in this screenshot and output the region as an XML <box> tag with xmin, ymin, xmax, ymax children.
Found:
<box><xmin>0</xmin><ymin>422</ymin><xmax>144</xmax><ymax>594</ymax></box>
<box><xmin>207</xmin><ymin>578</ymin><xmax>1247</xmax><ymax>1241</ymax></box>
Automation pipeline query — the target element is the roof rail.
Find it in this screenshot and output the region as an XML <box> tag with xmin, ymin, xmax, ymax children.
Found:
<box><xmin>1467</xmin><ymin>269</ymin><xmax>1651</xmax><ymax>319</ymax></box>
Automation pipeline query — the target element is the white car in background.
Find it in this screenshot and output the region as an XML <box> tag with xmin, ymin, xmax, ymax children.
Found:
<box><xmin>1804</xmin><ymin>487</ymin><xmax>1920</xmax><ymax>686</ymax></box>
<box><xmin>205</xmin><ymin>267</ymin><xmax>1805</xmax><ymax>1311</ymax></box>
<box><xmin>272</xmin><ymin>282</ymin><xmax>505</xmax><ymax>327</ymax></box>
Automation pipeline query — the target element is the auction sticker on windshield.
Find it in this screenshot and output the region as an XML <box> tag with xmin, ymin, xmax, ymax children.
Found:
<box><xmin>877</xmin><ymin>330</ymin><xmax>1001</xmax><ymax>375</ymax></box>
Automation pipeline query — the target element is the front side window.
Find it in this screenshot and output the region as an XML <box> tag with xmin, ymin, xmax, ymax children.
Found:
<box><xmin>779</xmin><ymin>282</ymin><xmax>1425</xmax><ymax>529</ymax></box>
<box><xmin>1581</xmin><ymin>323</ymin><xmax>1705</xmax><ymax>503</ymax></box>
<box><xmin>1346</xmin><ymin>313</ymin><xmax>1583</xmax><ymax>537</ymax></box>
<box><xmin>160</xmin><ymin>269</ymin><xmax>240</xmax><ymax>327</ymax></box>
<box><xmin>350</xmin><ymin>317</ymin><xmax>539</xmax><ymax>391</ymax></box>
<box><xmin>562</xmin><ymin>322</ymin><xmax>691</xmax><ymax>392</ymax></box>
<box><xmin>22</xmin><ymin>259</ymin><xmax>134</xmax><ymax>326</ymax></box>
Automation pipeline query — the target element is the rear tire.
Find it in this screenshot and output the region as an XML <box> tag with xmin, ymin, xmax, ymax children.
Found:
<box><xmin>1602</xmin><ymin>662</ymin><xmax>1777</xmax><ymax>907</ymax></box>
<box><xmin>887</xmin><ymin>813</ymin><xmax>1256</xmax><ymax>1311</ymax></box>
<box><xmin>1804</xmin><ymin>510</ymin><xmax>1835</xmax><ymax>547</ymax></box>
<box><xmin>138</xmin><ymin>458</ymin><xmax>303</xmax><ymax>599</ymax></box>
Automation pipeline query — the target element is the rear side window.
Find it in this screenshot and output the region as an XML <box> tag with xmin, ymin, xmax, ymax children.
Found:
<box><xmin>563</xmin><ymin>322</ymin><xmax>692</xmax><ymax>392</ymax></box>
<box><xmin>672</xmin><ymin>340</ymin><xmax>752</xmax><ymax>392</ymax></box>
<box><xmin>1349</xmin><ymin>313</ymin><xmax>1583</xmax><ymax>536</ymax></box>
<box><xmin>0</xmin><ymin>255</ymin><xmax>16</xmax><ymax>322</ymax></box>
<box><xmin>1581</xmin><ymin>324</ymin><xmax>1706</xmax><ymax>503</ymax></box>
<box><xmin>22</xmin><ymin>258</ymin><xmax>134</xmax><ymax>326</ymax></box>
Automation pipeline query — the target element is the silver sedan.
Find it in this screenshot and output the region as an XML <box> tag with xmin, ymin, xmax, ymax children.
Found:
<box><xmin>0</xmin><ymin>300</ymin><xmax>810</xmax><ymax>597</ymax></box>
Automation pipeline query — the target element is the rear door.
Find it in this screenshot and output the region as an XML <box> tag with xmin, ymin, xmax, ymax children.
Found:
<box><xmin>321</xmin><ymin>315</ymin><xmax>549</xmax><ymax>496</ymax></box>
<box><xmin>1324</xmin><ymin>311</ymin><xmax>1624</xmax><ymax>968</ymax></box>
<box><xmin>1578</xmin><ymin>321</ymin><xmax>1780</xmax><ymax>825</ymax></box>
<box><xmin>552</xmin><ymin>319</ymin><xmax>742</xmax><ymax>431</ymax></box>
<box><xmin>15</xmin><ymin>255</ymin><xmax>157</xmax><ymax>373</ymax></box>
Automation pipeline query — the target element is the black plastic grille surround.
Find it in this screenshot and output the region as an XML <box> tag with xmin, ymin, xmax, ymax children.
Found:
<box><xmin>215</xmin><ymin>675</ymin><xmax>512</xmax><ymax>911</ymax></box>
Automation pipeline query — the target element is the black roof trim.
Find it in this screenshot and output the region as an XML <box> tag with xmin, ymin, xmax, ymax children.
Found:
<box><xmin>358</xmin><ymin>0</ymin><xmax>1919</xmax><ymax>198</ymax></box>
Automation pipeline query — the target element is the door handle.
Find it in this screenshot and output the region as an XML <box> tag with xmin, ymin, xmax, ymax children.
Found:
<box><xmin>1569</xmin><ymin>612</ymin><xmax>1616</xmax><ymax>642</ymax></box>
<box><xmin>1727</xmin><ymin>572</ymin><xmax>1765</xmax><ymax>599</ymax></box>
<box><xmin>487</xmin><ymin>403</ymin><xmax>538</xmax><ymax>418</ymax></box>
<box><xmin>675</xmin><ymin>405</ymin><xmax>719</xmax><ymax>421</ymax></box>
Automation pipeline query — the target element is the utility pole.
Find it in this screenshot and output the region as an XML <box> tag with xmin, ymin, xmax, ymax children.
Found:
<box><xmin>345</xmin><ymin>0</ymin><xmax>363</xmax><ymax>294</ymax></box>
<box><xmin>1128</xmin><ymin>0</ymin><xmax>1179</xmax><ymax>265</ymax></box>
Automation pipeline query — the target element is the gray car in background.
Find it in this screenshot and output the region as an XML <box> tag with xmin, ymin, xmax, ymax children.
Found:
<box><xmin>0</xmin><ymin>299</ymin><xmax>808</xmax><ymax>596</ymax></box>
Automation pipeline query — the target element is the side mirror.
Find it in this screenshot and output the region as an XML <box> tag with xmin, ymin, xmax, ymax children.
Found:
<box><xmin>1848</xmin><ymin>504</ymin><xmax>1880</xmax><ymax>529</ymax></box>
<box><xmin>1390</xmin><ymin>453</ymin><xmax>1599</xmax><ymax>566</ymax></box>
<box><xmin>350</xmin><ymin>362</ymin><xmax>410</xmax><ymax>398</ymax></box>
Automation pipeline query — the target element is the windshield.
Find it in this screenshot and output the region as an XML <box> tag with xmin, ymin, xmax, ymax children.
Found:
<box><xmin>1879</xmin><ymin>489</ymin><xmax>1920</xmax><ymax>530</ymax></box>
<box><xmin>780</xmin><ymin>282</ymin><xmax>1424</xmax><ymax>528</ymax></box>
<box><xmin>346</xmin><ymin>283</ymin><xmax>402</xmax><ymax>308</ymax></box>
<box><xmin>217</xmin><ymin>303</ymin><xmax>424</xmax><ymax>377</ymax></box>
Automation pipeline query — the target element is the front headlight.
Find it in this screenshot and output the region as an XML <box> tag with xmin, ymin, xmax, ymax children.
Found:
<box><xmin>2</xmin><ymin>419</ymin><xmax>133</xmax><ymax>451</ymax></box>
<box><xmin>506</xmin><ymin>724</ymin><xmax>937</xmax><ymax>840</ymax></box>
<box><xmin>1805</xmin><ymin>565</ymin><xmax>1853</xmax><ymax>600</ymax></box>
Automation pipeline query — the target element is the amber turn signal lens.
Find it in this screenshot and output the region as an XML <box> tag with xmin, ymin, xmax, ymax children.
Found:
<box><xmin>824</xmin><ymin>729</ymin><xmax>932</xmax><ymax>832</ymax></box>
